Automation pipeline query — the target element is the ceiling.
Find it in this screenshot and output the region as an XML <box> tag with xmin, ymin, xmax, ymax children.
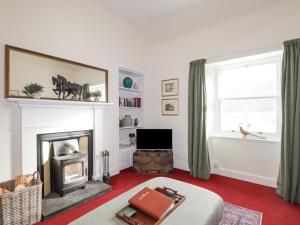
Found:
<box><xmin>94</xmin><ymin>0</ymin><xmax>204</xmax><ymax>28</ymax></box>
<box><xmin>95</xmin><ymin>0</ymin><xmax>285</xmax><ymax>42</ymax></box>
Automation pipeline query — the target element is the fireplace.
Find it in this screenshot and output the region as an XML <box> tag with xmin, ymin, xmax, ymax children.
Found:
<box><xmin>52</xmin><ymin>139</ymin><xmax>87</xmax><ymax>196</ymax></box>
<box><xmin>37</xmin><ymin>130</ymin><xmax>93</xmax><ymax>197</ymax></box>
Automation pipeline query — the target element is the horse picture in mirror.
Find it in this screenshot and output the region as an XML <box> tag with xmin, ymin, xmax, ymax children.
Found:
<box><xmin>52</xmin><ymin>75</ymin><xmax>83</xmax><ymax>100</ymax></box>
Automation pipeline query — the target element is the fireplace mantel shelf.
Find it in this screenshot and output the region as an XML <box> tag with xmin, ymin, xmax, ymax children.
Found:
<box><xmin>7</xmin><ymin>97</ymin><xmax>114</xmax><ymax>109</ymax></box>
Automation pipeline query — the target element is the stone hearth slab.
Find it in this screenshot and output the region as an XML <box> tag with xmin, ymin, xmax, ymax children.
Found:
<box><xmin>42</xmin><ymin>181</ymin><xmax>111</xmax><ymax>220</ymax></box>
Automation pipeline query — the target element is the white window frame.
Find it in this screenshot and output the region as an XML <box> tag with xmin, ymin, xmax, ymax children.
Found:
<box><xmin>213</xmin><ymin>54</ymin><xmax>282</xmax><ymax>139</ymax></box>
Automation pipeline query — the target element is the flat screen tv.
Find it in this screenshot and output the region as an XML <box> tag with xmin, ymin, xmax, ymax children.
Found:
<box><xmin>136</xmin><ymin>129</ymin><xmax>172</xmax><ymax>150</ymax></box>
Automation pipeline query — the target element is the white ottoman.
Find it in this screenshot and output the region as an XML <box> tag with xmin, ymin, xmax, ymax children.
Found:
<box><xmin>71</xmin><ymin>177</ymin><xmax>224</xmax><ymax>225</ymax></box>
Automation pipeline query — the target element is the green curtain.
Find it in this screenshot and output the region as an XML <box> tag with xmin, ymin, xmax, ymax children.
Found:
<box><xmin>277</xmin><ymin>38</ymin><xmax>300</xmax><ymax>204</ymax></box>
<box><xmin>188</xmin><ymin>59</ymin><xmax>211</xmax><ymax>180</ymax></box>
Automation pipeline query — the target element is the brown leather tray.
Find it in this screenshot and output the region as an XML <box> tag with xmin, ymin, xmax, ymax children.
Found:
<box><xmin>116</xmin><ymin>187</ymin><xmax>186</xmax><ymax>225</ymax></box>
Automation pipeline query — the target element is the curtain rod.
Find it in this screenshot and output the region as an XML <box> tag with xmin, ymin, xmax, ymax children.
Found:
<box><xmin>206</xmin><ymin>43</ymin><xmax>283</xmax><ymax>64</ymax></box>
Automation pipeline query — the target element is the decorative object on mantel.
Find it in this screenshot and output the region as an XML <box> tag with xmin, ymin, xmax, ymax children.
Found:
<box><xmin>120</xmin><ymin>114</ymin><xmax>134</xmax><ymax>127</ymax></box>
<box><xmin>92</xmin><ymin>90</ymin><xmax>102</xmax><ymax>101</ymax></box>
<box><xmin>52</xmin><ymin>74</ymin><xmax>83</xmax><ymax>100</ymax></box>
<box><xmin>86</xmin><ymin>92</ymin><xmax>93</xmax><ymax>101</ymax></box>
<box><xmin>129</xmin><ymin>133</ymin><xmax>136</xmax><ymax>146</ymax></box>
<box><xmin>86</xmin><ymin>90</ymin><xmax>102</xmax><ymax>101</ymax></box>
<box><xmin>5</xmin><ymin>45</ymin><xmax>108</xmax><ymax>102</ymax></box>
<box><xmin>123</xmin><ymin>76</ymin><xmax>134</xmax><ymax>88</ymax></box>
<box><xmin>0</xmin><ymin>171</ymin><xmax>42</xmax><ymax>225</ymax></box>
<box><xmin>102</xmin><ymin>150</ymin><xmax>110</xmax><ymax>184</ymax></box>
<box><xmin>162</xmin><ymin>98</ymin><xmax>179</xmax><ymax>116</ymax></box>
<box><xmin>239</xmin><ymin>127</ymin><xmax>266</xmax><ymax>139</ymax></box>
<box><xmin>22</xmin><ymin>82</ymin><xmax>44</xmax><ymax>99</ymax></box>
<box><xmin>8</xmin><ymin>89</ymin><xmax>19</xmax><ymax>96</ymax></box>
<box><xmin>82</xmin><ymin>83</ymin><xmax>90</xmax><ymax>100</ymax></box>
<box><xmin>162</xmin><ymin>78</ymin><xmax>179</xmax><ymax>97</ymax></box>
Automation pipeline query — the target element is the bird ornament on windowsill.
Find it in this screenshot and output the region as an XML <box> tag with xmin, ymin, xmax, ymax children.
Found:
<box><xmin>239</xmin><ymin>127</ymin><xmax>266</xmax><ymax>139</ymax></box>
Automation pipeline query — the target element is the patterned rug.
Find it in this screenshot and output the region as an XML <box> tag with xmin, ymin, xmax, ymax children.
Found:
<box><xmin>219</xmin><ymin>202</ymin><xmax>262</xmax><ymax>225</ymax></box>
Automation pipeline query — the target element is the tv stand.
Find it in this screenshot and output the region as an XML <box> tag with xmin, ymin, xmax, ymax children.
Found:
<box><xmin>133</xmin><ymin>150</ymin><xmax>173</xmax><ymax>174</ymax></box>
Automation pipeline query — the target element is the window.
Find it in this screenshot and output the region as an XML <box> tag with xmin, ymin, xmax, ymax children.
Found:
<box><xmin>215</xmin><ymin>52</ymin><xmax>282</xmax><ymax>136</ymax></box>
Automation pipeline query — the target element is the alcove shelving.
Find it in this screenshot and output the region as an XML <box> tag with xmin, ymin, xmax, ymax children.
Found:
<box><xmin>118</xmin><ymin>67</ymin><xmax>144</xmax><ymax>170</ymax></box>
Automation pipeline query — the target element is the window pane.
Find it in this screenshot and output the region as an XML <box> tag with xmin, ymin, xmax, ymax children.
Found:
<box><xmin>220</xmin><ymin>100</ymin><xmax>246</xmax><ymax>131</ymax></box>
<box><xmin>219</xmin><ymin>62</ymin><xmax>277</xmax><ymax>99</ymax></box>
<box><xmin>220</xmin><ymin>99</ymin><xmax>277</xmax><ymax>133</ymax></box>
<box><xmin>247</xmin><ymin>99</ymin><xmax>277</xmax><ymax>133</ymax></box>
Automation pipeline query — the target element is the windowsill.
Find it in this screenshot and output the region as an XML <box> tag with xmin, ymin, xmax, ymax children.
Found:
<box><xmin>210</xmin><ymin>134</ymin><xmax>280</xmax><ymax>144</ymax></box>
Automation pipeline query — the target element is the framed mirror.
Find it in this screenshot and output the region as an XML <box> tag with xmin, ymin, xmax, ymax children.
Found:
<box><xmin>5</xmin><ymin>45</ymin><xmax>108</xmax><ymax>102</ymax></box>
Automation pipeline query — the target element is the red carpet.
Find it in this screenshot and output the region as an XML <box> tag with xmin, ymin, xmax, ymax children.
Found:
<box><xmin>38</xmin><ymin>168</ymin><xmax>300</xmax><ymax>225</ymax></box>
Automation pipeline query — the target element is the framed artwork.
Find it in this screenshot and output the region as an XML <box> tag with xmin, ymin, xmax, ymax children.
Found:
<box><xmin>162</xmin><ymin>98</ymin><xmax>179</xmax><ymax>116</ymax></box>
<box><xmin>161</xmin><ymin>78</ymin><xmax>179</xmax><ymax>97</ymax></box>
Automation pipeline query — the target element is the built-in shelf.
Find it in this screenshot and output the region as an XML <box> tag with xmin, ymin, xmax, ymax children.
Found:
<box><xmin>119</xmin><ymin>125</ymin><xmax>144</xmax><ymax>130</ymax></box>
<box><xmin>119</xmin><ymin>87</ymin><xmax>144</xmax><ymax>92</ymax></box>
<box><xmin>119</xmin><ymin>67</ymin><xmax>144</xmax><ymax>170</ymax></box>
<box><xmin>120</xmin><ymin>107</ymin><xmax>143</xmax><ymax>110</ymax></box>
<box><xmin>119</xmin><ymin>67</ymin><xmax>144</xmax><ymax>77</ymax></box>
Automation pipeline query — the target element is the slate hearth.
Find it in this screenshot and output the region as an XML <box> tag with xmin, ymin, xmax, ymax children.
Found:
<box><xmin>42</xmin><ymin>181</ymin><xmax>111</xmax><ymax>220</ymax></box>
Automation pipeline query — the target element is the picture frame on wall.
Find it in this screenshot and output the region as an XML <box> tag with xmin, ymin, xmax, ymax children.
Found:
<box><xmin>162</xmin><ymin>98</ymin><xmax>179</xmax><ymax>116</ymax></box>
<box><xmin>161</xmin><ymin>78</ymin><xmax>179</xmax><ymax>97</ymax></box>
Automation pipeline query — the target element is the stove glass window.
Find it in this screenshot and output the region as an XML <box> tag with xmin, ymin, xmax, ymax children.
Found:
<box><xmin>64</xmin><ymin>162</ymin><xmax>83</xmax><ymax>184</ymax></box>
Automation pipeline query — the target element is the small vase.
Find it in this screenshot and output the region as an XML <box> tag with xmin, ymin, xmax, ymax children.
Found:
<box><xmin>134</xmin><ymin>118</ymin><xmax>138</xmax><ymax>127</ymax></box>
<box><xmin>89</xmin><ymin>96</ymin><xmax>95</xmax><ymax>101</ymax></box>
<box><xmin>82</xmin><ymin>83</ymin><xmax>90</xmax><ymax>100</ymax></box>
<box><xmin>32</xmin><ymin>93</ymin><xmax>41</xmax><ymax>99</ymax></box>
<box><xmin>123</xmin><ymin>115</ymin><xmax>133</xmax><ymax>127</ymax></box>
<box><xmin>123</xmin><ymin>77</ymin><xmax>133</xmax><ymax>89</ymax></box>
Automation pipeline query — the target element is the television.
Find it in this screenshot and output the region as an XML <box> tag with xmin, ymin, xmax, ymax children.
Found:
<box><xmin>136</xmin><ymin>129</ymin><xmax>172</xmax><ymax>150</ymax></box>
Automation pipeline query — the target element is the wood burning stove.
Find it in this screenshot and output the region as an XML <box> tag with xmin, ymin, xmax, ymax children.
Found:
<box><xmin>37</xmin><ymin>130</ymin><xmax>93</xmax><ymax>197</ymax></box>
<box><xmin>52</xmin><ymin>139</ymin><xmax>87</xmax><ymax>196</ymax></box>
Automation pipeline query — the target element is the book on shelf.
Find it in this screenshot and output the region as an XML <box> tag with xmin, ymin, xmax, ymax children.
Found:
<box><xmin>119</xmin><ymin>97</ymin><xmax>141</xmax><ymax>108</ymax></box>
<box><xmin>133</xmin><ymin>98</ymin><xmax>141</xmax><ymax>107</ymax></box>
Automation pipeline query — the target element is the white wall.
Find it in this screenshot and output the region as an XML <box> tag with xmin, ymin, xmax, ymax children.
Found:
<box><xmin>1</xmin><ymin>0</ymin><xmax>299</xmax><ymax>188</ymax></box>
<box><xmin>144</xmin><ymin>0</ymin><xmax>300</xmax><ymax>187</ymax></box>
<box><xmin>0</xmin><ymin>0</ymin><xmax>147</xmax><ymax>182</ymax></box>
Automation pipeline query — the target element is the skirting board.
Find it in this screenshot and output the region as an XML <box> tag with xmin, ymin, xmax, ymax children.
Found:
<box><xmin>114</xmin><ymin>159</ymin><xmax>277</xmax><ymax>188</ymax></box>
<box><xmin>213</xmin><ymin>167</ymin><xmax>277</xmax><ymax>188</ymax></box>
<box><xmin>173</xmin><ymin>160</ymin><xmax>276</xmax><ymax>187</ymax></box>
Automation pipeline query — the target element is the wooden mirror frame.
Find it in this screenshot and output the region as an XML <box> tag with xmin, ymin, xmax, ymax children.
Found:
<box><xmin>5</xmin><ymin>45</ymin><xmax>108</xmax><ymax>102</ymax></box>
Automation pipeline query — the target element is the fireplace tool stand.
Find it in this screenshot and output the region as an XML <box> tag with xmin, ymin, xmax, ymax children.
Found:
<box><xmin>102</xmin><ymin>150</ymin><xmax>110</xmax><ymax>184</ymax></box>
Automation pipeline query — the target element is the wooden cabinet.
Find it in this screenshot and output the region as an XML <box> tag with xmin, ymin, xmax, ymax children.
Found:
<box><xmin>133</xmin><ymin>150</ymin><xmax>173</xmax><ymax>174</ymax></box>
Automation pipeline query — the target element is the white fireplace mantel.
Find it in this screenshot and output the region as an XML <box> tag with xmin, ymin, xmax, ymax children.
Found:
<box><xmin>7</xmin><ymin>97</ymin><xmax>117</xmax><ymax>181</ymax></box>
<box><xmin>7</xmin><ymin>97</ymin><xmax>114</xmax><ymax>109</ymax></box>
